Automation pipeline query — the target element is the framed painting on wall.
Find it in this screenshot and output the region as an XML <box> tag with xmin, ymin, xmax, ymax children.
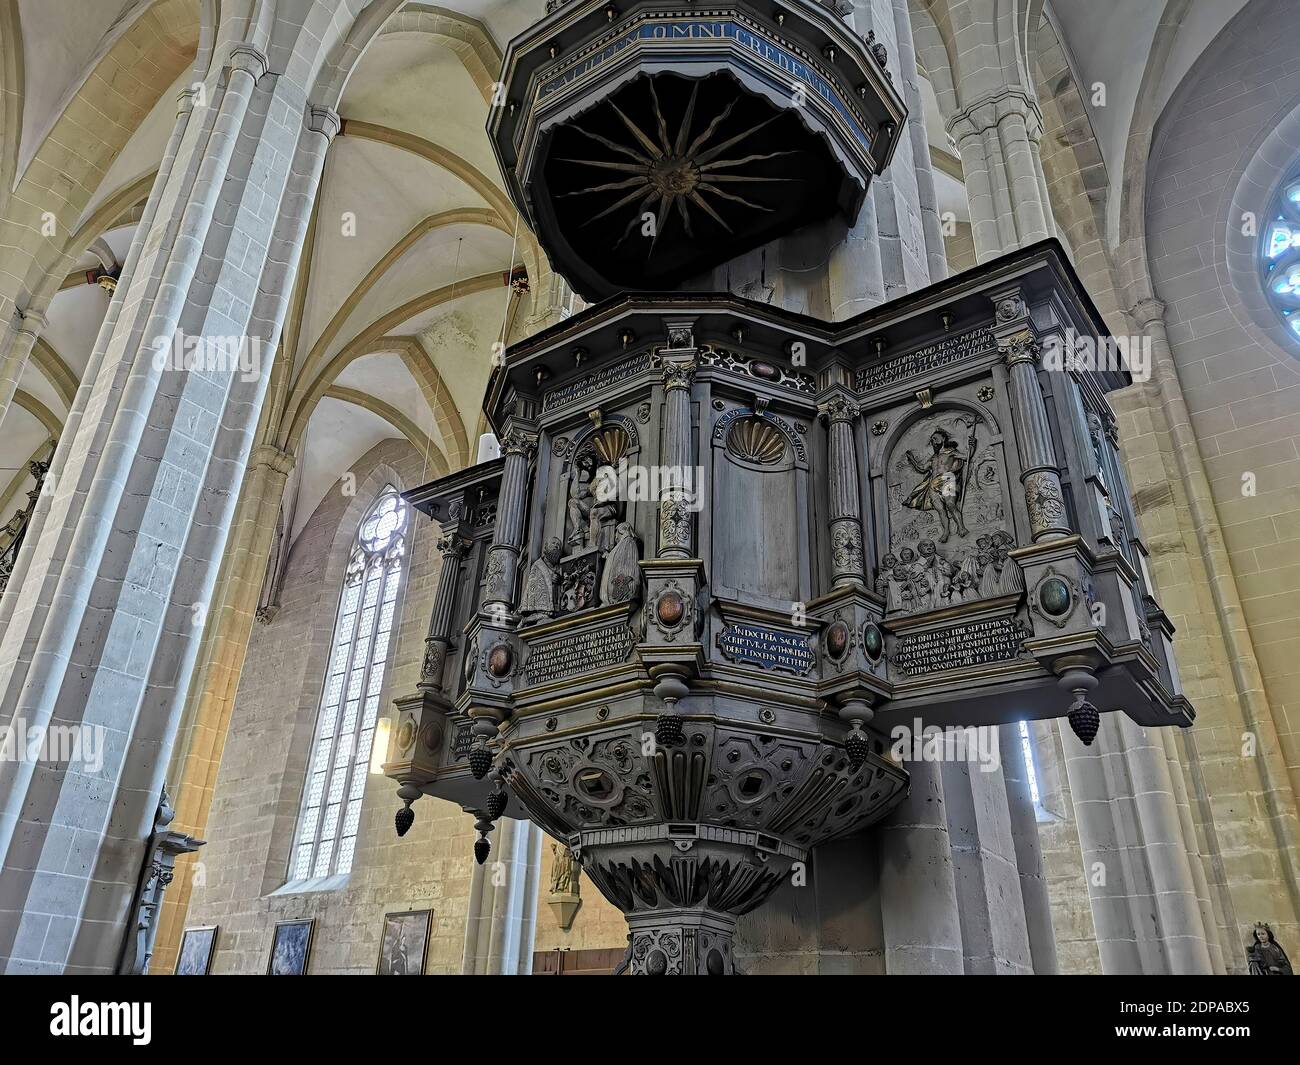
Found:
<box><xmin>268</xmin><ymin>919</ymin><xmax>314</xmax><ymax>975</ymax></box>
<box><xmin>175</xmin><ymin>926</ymin><xmax>218</xmax><ymax>975</ymax></box>
<box><xmin>375</xmin><ymin>910</ymin><xmax>431</xmax><ymax>975</ymax></box>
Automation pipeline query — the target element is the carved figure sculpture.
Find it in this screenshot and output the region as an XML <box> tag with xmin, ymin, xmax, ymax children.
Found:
<box><xmin>903</xmin><ymin>426</ymin><xmax>973</xmax><ymax>542</ymax></box>
<box><xmin>599</xmin><ymin>522</ymin><xmax>642</xmax><ymax>605</ymax></box>
<box><xmin>520</xmin><ymin>537</ymin><xmax>564</xmax><ymax>618</ymax></box>
<box><xmin>1248</xmin><ymin>923</ymin><xmax>1292</xmax><ymax>975</ymax></box>
<box><xmin>566</xmin><ymin>457</ymin><xmax>620</xmax><ymax>550</ymax></box>
<box><xmin>551</xmin><ymin>842</ymin><xmax>579</xmax><ymax>895</ymax></box>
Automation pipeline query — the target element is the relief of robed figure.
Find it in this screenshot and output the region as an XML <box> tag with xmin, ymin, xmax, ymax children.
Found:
<box><xmin>902</xmin><ymin>422</ymin><xmax>977</xmax><ymax>543</ymax></box>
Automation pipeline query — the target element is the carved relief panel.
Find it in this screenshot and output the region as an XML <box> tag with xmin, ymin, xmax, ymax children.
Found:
<box><xmin>873</xmin><ymin>398</ymin><xmax>1022</xmax><ymax>618</ymax></box>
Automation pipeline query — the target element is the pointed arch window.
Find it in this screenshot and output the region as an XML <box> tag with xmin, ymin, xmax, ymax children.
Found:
<box><xmin>291</xmin><ymin>487</ymin><xmax>410</xmax><ymax>881</ymax></box>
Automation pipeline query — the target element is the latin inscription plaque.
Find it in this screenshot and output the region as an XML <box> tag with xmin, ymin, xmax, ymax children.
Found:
<box><xmin>542</xmin><ymin>352</ymin><xmax>651</xmax><ymax>412</ymax></box>
<box><xmin>894</xmin><ymin>616</ymin><xmax>1026</xmax><ymax>677</ymax></box>
<box><xmin>717</xmin><ymin>622</ymin><xmax>815</xmax><ymax>675</ymax></box>
<box><xmin>855</xmin><ymin>327</ymin><xmax>995</xmax><ymax>392</ymax></box>
<box><xmin>452</xmin><ymin>723</ymin><xmax>473</xmax><ymax>761</ymax></box>
<box><xmin>525</xmin><ymin>621</ymin><xmax>635</xmax><ymax>685</ymax></box>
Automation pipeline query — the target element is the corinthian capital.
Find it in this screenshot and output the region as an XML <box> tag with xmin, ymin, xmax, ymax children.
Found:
<box><xmin>999</xmin><ymin>329</ymin><xmax>1040</xmax><ymax>368</ymax></box>
<box><xmin>818</xmin><ymin>394</ymin><xmax>861</xmax><ymax>424</ymax></box>
<box><xmin>502</xmin><ymin>426</ymin><xmax>538</xmax><ymax>458</ymax></box>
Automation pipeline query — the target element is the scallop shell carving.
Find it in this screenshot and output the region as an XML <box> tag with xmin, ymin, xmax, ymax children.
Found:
<box><xmin>587</xmin><ymin>425</ymin><xmax>632</xmax><ymax>465</ymax></box>
<box><xmin>727</xmin><ymin>417</ymin><xmax>787</xmax><ymax>465</ymax></box>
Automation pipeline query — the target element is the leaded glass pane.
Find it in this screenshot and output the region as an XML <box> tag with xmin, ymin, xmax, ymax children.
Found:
<box><xmin>288</xmin><ymin>487</ymin><xmax>409</xmax><ymax>882</ymax></box>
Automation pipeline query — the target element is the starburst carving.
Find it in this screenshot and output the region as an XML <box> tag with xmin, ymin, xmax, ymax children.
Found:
<box><xmin>558</xmin><ymin>79</ymin><xmax>800</xmax><ymax>255</ymax></box>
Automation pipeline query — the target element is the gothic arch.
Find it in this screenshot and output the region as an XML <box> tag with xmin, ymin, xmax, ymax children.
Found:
<box><xmin>377</xmin><ymin>4</ymin><xmax>503</xmax><ymax>104</ymax></box>
<box><xmin>281</xmin><ymin>275</ymin><xmax>505</xmax><ymax>456</ymax></box>
<box><xmin>299</xmin><ymin>206</ymin><xmax>512</xmax><ymax>385</ymax></box>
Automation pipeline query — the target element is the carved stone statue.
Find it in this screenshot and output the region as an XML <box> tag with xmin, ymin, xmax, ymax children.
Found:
<box><xmin>566</xmin><ymin>457</ymin><xmax>620</xmax><ymax>550</ymax></box>
<box><xmin>547</xmin><ymin>842</ymin><xmax>582</xmax><ymax>930</ymax></box>
<box><xmin>903</xmin><ymin>427</ymin><xmax>971</xmax><ymax>543</ymax></box>
<box><xmin>1247</xmin><ymin>923</ymin><xmax>1292</xmax><ymax>975</ymax></box>
<box><xmin>883</xmin><ymin>530</ymin><xmax>1022</xmax><ymax>617</ymax></box>
<box><xmin>551</xmin><ymin>842</ymin><xmax>579</xmax><ymax>895</ymax></box>
<box><xmin>520</xmin><ymin>537</ymin><xmax>564</xmax><ymax>618</ymax></box>
<box><xmin>599</xmin><ymin>522</ymin><xmax>642</xmax><ymax>605</ymax></box>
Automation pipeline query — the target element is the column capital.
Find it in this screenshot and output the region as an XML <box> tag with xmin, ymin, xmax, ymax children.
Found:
<box><xmin>249</xmin><ymin>443</ymin><xmax>295</xmax><ymax>477</ymax></box>
<box><xmin>818</xmin><ymin>393</ymin><xmax>861</xmax><ymax>424</ymax></box>
<box><xmin>946</xmin><ymin>87</ymin><xmax>1044</xmax><ymax>141</ymax></box>
<box><xmin>306</xmin><ymin>105</ymin><xmax>342</xmax><ymax>143</ymax></box>
<box><xmin>999</xmin><ymin>329</ymin><xmax>1041</xmax><ymax>368</ymax></box>
<box><xmin>14</xmin><ymin>307</ymin><xmax>48</xmax><ymax>338</ymax></box>
<box><xmin>1128</xmin><ymin>296</ymin><xmax>1167</xmax><ymax>330</ymax></box>
<box><xmin>501</xmin><ymin>425</ymin><xmax>538</xmax><ymax>458</ymax></box>
<box><xmin>656</xmin><ymin>353</ymin><xmax>696</xmax><ymax>392</ymax></box>
<box><xmin>436</xmin><ymin>531</ymin><xmax>473</xmax><ymax>559</ymax></box>
<box><xmin>227</xmin><ymin>44</ymin><xmax>269</xmax><ymax>81</ymax></box>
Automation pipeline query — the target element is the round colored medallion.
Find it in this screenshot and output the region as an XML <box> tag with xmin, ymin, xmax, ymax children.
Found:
<box><xmin>657</xmin><ymin>591</ymin><xmax>685</xmax><ymax>626</ymax></box>
<box><xmin>488</xmin><ymin>643</ymin><xmax>513</xmax><ymax>676</ymax></box>
<box><xmin>862</xmin><ymin>622</ymin><xmax>884</xmax><ymax>660</ymax></box>
<box><xmin>825</xmin><ymin>620</ymin><xmax>850</xmax><ymax>659</ymax></box>
<box><xmin>1039</xmin><ymin>576</ymin><xmax>1072</xmax><ymax>617</ymax></box>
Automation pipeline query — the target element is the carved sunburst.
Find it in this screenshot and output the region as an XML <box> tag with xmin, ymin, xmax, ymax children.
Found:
<box><xmin>558</xmin><ymin>80</ymin><xmax>799</xmax><ymax>255</ymax></box>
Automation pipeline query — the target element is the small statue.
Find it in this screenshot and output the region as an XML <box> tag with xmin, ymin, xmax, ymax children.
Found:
<box><xmin>550</xmin><ymin>842</ymin><xmax>579</xmax><ymax>896</ymax></box>
<box><xmin>519</xmin><ymin>537</ymin><xmax>563</xmax><ymax>618</ymax></box>
<box><xmin>566</xmin><ymin>458</ymin><xmax>620</xmax><ymax>550</ymax></box>
<box><xmin>903</xmin><ymin>428</ymin><xmax>970</xmax><ymax>543</ymax></box>
<box><xmin>874</xmin><ymin>552</ymin><xmax>898</xmax><ymax>600</ymax></box>
<box><xmin>599</xmin><ymin>522</ymin><xmax>642</xmax><ymax>605</ymax></box>
<box><xmin>1247</xmin><ymin>923</ymin><xmax>1292</xmax><ymax>975</ymax></box>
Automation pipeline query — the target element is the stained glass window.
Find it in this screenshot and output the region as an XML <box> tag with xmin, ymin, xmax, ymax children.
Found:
<box><xmin>1261</xmin><ymin>177</ymin><xmax>1300</xmax><ymax>341</ymax></box>
<box><xmin>290</xmin><ymin>487</ymin><xmax>409</xmax><ymax>882</ymax></box>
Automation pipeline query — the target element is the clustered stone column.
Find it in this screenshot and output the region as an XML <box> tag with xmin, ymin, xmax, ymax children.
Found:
<box><xmin>992</xmin><ymin>290</ymin><xmax>1070</xmax><ymax>542</ymax></box>
<box><xmin>1060</xmin><ymin>714</ymin><xmax>1215</xmax><ymax>973</ymax></box>
<box><xmin>947</xmin><ymin>89</ymin><xmax>1055</xmax><ymax>262</ymax></box>
<box><xmin>0</xmin><ymin>33</ymin><xmax>340</xmax><ymax>971</ymax></box>
<box><xmin>820</xmin><ymin>393</ymin><xmax>867</xmax><ymax>587</ymax></box>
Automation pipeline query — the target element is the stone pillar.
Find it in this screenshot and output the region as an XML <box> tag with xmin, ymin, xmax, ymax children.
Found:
<box><xmin>877</xmin><ymin>759</ymin><xmax>964</xmax><ymax>973</ymax></box>
<box><xmin>1116</xmin><ymin>715</ymin><xmax>1213</xmax><ymax>973</ymax></box>
<box><xmin>149</xmin><ymin>442</ymin><xmax>295</xmax><ymax>972</ymax></box>
<box><xmin>0</xmin><ymin>85</ymin><xmax>199</xmax><ymax>640</ymax></box>
<box><xmin>0</xmin><ymin>37</ymin><xmax>338</xmax><ymax>971</ymax></box>
<box><xmin>942</xmin><ymin>745</ymin><xmax>1034</xmax><ymax>974</ymax></box>
<box><xmin>481</xmin><ymin>426</ymin><xmax>536</xmax><ymax>613</ymax></box>
<box><xmin>656</xmin><ymin>356</ymin><xmax>696</xmax><ymax>559</ymax></box>
<box><xmin>999</xmin><ymin>725</ymin><xmax>1059</xmax><ymax>973</ymax></box>
<box><xmin>820</xmin><ymin>394</ymin><xmax>866</xmax><ymax>587</ymax></box>
<box><xmin>992</xmin><ymin>290</ymin><xmax>1070</xmax><ymax>542</ymax></box>
<box><xmin>1060</xmin><ymin>715</ymin><xmax>1214</xmax><ymax>974</ymax></box>
<box><xmin>461</xmin><ymin>816</ymin><xmax>543</xmax><ymax>974</ymax></box>
<box><xmin>947</xmin><ymin>90</ymin><xmax>1054</xmax><ymax>263</ymax></box>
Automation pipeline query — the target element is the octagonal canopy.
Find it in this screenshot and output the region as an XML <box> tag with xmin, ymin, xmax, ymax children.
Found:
<box><xmin>489</xmin><ymin>0</ymin><xmax>907</xmax><ymax>299</ymax></box>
